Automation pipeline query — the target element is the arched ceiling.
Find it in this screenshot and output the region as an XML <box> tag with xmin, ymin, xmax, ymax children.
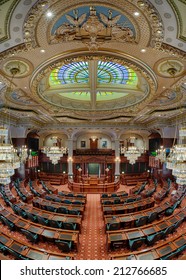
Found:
<box><xmin>0</xmin><ymin>0</ymin><xmax>186</xmax><ymax>137</ymax></box>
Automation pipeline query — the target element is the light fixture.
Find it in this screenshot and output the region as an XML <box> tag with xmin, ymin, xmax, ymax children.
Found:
<box><xmin>18</xmin><ymin>146</ymin><xmax>32</xmax><ymax>163</ymax></box>
<box><xmin>0</xmin><ymin>66</ymin><xmax>22</xmax><ymax>185</ymax></box>
<box><xmin>120</xmin><ymin>137</ymin><xmax>145</xmax><ymax>165</ymax></box>
<box><xmin>166</xmin><ymin>127</ymin><xmax>186</xmax><ymax>185</ymax></box>
<box><xmin>0</xmin><ymin>127</ymin><xmax>20</xmax><ymax>185</ymax></box>
<box><xmin>155</xmin><ymin>146</ymin><xmax>166</xmax><ymax>163</ymax></box>
<box><xmin>42</xmin><ymin>146</ymin><xmax>68</xmax><ymax>165</ymax></box>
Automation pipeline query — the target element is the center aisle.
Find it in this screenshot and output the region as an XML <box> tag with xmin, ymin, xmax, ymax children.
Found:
<box><xmin>75</xmin><ymin>194</ymin><xmax>109</xmax><ymax>260</ymax></box>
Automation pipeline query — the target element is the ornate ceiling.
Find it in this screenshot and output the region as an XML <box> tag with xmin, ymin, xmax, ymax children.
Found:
<box><xmin>0</xmin><ymin>0</ymin><xmax>186</xmax><ymax>137</ymax></box>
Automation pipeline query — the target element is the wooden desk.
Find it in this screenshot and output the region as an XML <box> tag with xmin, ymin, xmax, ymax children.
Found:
<box><xmin>68</xmin><ymin>179</ymin><xmax>120</xmax><ymax>193</ymax></box>
<box><xmin>106</xmin><ymin>208</ymin><xmax>186</xmax><ymax>251</ymax></box>
<box><xmin>45</xmin><ymin>193</ymin><xmax>86</xmax><ymax>204</ymax></box>
<box><xmin>0</xmin><ymin>229</ymin><xmax>74</xmax><ymax>260</ymax></box>
<box><xmin>102</xmin><ymin>197</ymin><xmax>155</xmax><ymax>215</ymax></box>
<box><xmin>32</xmin><ymin>197</ymin><xmax>85</xmax><ymax>215</ymax></box>
<box><xmin>110</xmin><ymin>233</ymin><xmax>186</xmax><ymax>260</ymax></box>
<box><xmin>0</xmin><ymin>205</ymin><xmax>79</xmax><ymax>251</ymax></box>
<box><xmin>101</xmin><ymin>195</ymin><xmax>141</xmax><ymax>205</ymax></box>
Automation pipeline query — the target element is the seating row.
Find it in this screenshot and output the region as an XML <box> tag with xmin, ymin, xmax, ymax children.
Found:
<box><xmin>13</xmin><ymin>180</ymin><xmax>34</xmax><ymax>202</ymax></box>
<box><xmin>110</xmin><ymin>232</ymin><xmax>186</xmax><ymax>260</ymax></box>
<box><xmin>0</xmin><ymin>185</ymin><xmax>16</xmax><ymax>203</ymax></box>
<box><xmin>105</xmin><ymin>201</ymin><xmax>173</xmax><ymax>230</ymax></box>
<box><xmin>28</xmin><ymin>180</ymin><xmax>47</xmax><ymax>197</ymax></box>
<box><xmin>0</xmin><ymin>228</ymin><xmax>74</xmax><ymax>260</ymax></box>
<box><xmin>101</xmin><ymin>194</ymin><xmax>142</xmax><ymax>205</ymax></box>
<box><xmin>32</xmin><ymin>197</ymin><xmax>85</xmax><ymax>216</ymax></box>
<box><xmin>101</xmin><ymin>191</ymin><xmax>128</xmax><ymax>198</ymax></box>
<box><xmin>106</xmin><ymin>207</ymin><xmax>186</xmax><ymax>251</ymax></box>
<box><xmin>10</xmin><ymin>201</ymin><xmax>82</xmax><ymax>231</ymax></box>
<box><xmin>0</xmin><ymin>204</ymin><xmax>79</xmax><ymax>251</ymax></box>
<box><xmin>102</xmin><ymin>197</ymin><xmax>155</xmax><ymax>215</ymax></box>
<box><xmin>45</xmin><ymin>193</ymin><xmax>86</xmax><ymax>205</ymax></box>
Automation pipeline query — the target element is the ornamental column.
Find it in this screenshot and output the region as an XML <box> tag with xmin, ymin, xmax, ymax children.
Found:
<box><xmin>114</xmin><ymin>138</ymin><xmax>121</xmax><ymax>179</ymax></box>
<box><xmin>67</xmin><ymin>138</ymin><xmax>73</xmax><ymax>178</ymax></box>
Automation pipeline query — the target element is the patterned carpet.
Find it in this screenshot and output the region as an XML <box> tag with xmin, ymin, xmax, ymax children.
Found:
<box><xmin>0</xmin><ymin>182</ymin><xmax>186</xmax><ymax>260</ymax></box>
<box><xmin>75</xmin><ymin>194</ymin><xmax>107</xmax><ymax>260</ymax></box>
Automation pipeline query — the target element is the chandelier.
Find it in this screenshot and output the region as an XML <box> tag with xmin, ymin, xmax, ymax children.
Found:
<box><xmin>121</xmin><ymin>145</ymin><xmax>144</xmax><ymax>165</ymax></box>
<box><xmin>42</xmin><ymin>146</ymin><xmax>68</xmax><ymax>165</ymax></box>
<box><xmin>155</xmin><ymin>146</ymin><xmax>166</xmax><ymax>163</ymax></box>
<box><xmin>0</xmin><ymin>127</ymin><xmax>20</xmax><ymax>185</ymax></box>
<box><xmin>166</xmin><ymin>127</ymin><xmax>186</xmax><ymax>185</ymax></box>
<box><xmin>18</xmin><ymin>145</ymin><xmax>32</xmax><ymax>163</ymax></box>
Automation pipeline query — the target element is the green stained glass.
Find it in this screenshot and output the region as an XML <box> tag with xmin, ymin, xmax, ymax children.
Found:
<box><xmin>59</xmin><ymin>91</ymin><xmax>91</xmax><ymax>101</ymax></box>
<box><xmin>49</xmin><ymin>61</ymin><xmax>89</xmax><ymax>86</ymax></box>
<box><xmin>97</xmin><ymin>61</ymin><xmax>137</xmax><ymax>85</ymax></box>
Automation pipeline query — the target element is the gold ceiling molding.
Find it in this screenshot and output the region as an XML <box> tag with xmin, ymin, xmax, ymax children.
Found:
<box><xmin>156</xmin><ymin>42</ymin><xmax>186</xmax><ymax>60</ymax></box>
<box><xmin>29</xmin><ymin>52</ymin><xmax>157</xmax><ymax>120</ymax></box>
<box><xmin>0</xmin><ymin>0</ymin><xmax>18</xmax><ymax>43</ymax></box>
<box><xmin>23</xmin><ymin>0</ymin><xmax>51</xmax><ymax>49</ymax></box>
<box><xmin>168</xmin><ymin>0</ymin><xmax>186</xmax><ymax>42</ymax></box>
<box><xmin>134</xmin><ymin>0</ymin><xmax>164</xmax><ymax>48</ymax></box>
<box><xmin>0</xmin><ymin>43</ymin><xmax>28</xmax><ymax>61</ymax></box>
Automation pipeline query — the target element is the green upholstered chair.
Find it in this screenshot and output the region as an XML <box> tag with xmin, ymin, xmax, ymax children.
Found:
<box><xmin>146</xmin><ymin>231</ymin><xmax>163</xmax><ymax>246</ymax></box>
<box><xmin>20</xmin><ymin>229</ymin><xmax>39</xmax><ymax>243</ymax></box>
<box><xmin>106</xmin><ymin>222</ymin><xmax>120</xmax><ymax>231</ymax></box>
<box><xmin>147</xmin><ymin>212</ymin><xmax>158</xmax><ymax>223</ymax></box>
<box><xmin>37</xmin><ymin>215</ymin><xmax>49</xmax><ymax>226</ymax></box>
<box><xmin>57</xmin><ymin>206</ymin><xmax>68</xmax><ymax>214</ymax></box>
<box><xmin>135</xmin><ymin>216</ymin><xmax>148</xmax><ymax>227</ymax></box>
<box><xmin>0</xmin><ymin>216</ymin><xmax>15</xmax><ymax>231</ymax></box>
<box><xmin>49</xmin><ymin>219</ymin><xmax>63</xmax><ymax>229</ymax></box>
<box><xmin>55</xmin><ymin>240</ymin><xmax>72</xmax><ymax>253</ymax></box>
<box><xmin>63</xmin><ymin>222</ymin><xmax>77</xmax><ymax>230</ymax></box>
<box><xmin>129</xmin><ymin>237</ymin><xmax>146</xmax><ymax>250</ymax></box>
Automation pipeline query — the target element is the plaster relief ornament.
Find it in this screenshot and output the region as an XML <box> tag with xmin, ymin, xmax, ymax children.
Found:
<box><xmin>51</xmin><ymin>6</ymin><xmax>135</xmax><ymax>51</ymax></box>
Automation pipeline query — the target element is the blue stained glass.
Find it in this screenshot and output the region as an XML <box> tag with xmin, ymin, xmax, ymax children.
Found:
<box><xmin>97</xmin><ymin>61</ymin><xmax>133</xmax><ymax>84</ymax></box>
<box><xmin>50</xmin><ymin>62</ymin><xmax>89</xmax><ymax>85</ymax></box>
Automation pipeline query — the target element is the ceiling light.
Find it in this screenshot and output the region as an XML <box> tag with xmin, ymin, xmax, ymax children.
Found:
<box><xmin>46</xmin><ymin>11</ymin><xmax>53</xmax><ymax>17</ymax></box>
<box><xmin>141</xmin><ymin>49</ymin><xmax>146</xmax><ymax>53</ymax></box>
<box><xmin>40</xmin><ymin>49</ymin><xmax>45</xmax><ymax>53</ymax></box>
<box><xmin>134</xmin><ymin>12</ymin><xmax>140</xmax><ymax>16</ymax></box>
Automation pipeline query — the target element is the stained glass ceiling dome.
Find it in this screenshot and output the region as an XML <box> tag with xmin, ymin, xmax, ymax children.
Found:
<box><xmin>38</xmin><ymin>57</ymin><xmax>150</xmax><ymax>111</ymax></box>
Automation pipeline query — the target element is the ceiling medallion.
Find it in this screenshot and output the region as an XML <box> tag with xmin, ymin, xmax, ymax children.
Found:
<box><xmin>2</xmin><ymin>58</ymin><xmax>33</xmax><ymax>78</ymax></box>
<box><xmin>50</xmin><ymin>6</ymin><xmax>135</xmax><ymax>51</ymax></box>
<box><xmin>154</xmin><ymin>58</ymin><xmax>185</xmax><ymax>78</ymax></box>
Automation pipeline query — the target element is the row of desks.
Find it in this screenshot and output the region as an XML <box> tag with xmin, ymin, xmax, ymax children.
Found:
<box><xmin>45</xmin><ymin>193</ymin><xmax>86</xmax><ymax>204</ymax></box>
<box><xmin>0</xmin><ymin>228</ymin><xmax>74</xmax><ymax>260</ymax></box>
<box><xmin>111</xmin><ymin>232</ymin><xmax>186</xmax><ymax>260</ymax></box>
<box><xmin>13</xmin><ymin>201</ymin><xmax>82</xmax><ymax>230</ymax></box>
<box><xmin>106</xmin><ymin>208</ymin><xmax>186</xmax><ymax>251</ymax></box>
<box><xmin>101</xmin><ymin>194</ymin><xmax>142</xmax><ymax>205</ymax></box>
<box><xmin>0</xmin><ymin>205</ymin><xmax>79</xmax><ymax>251</ymax></box>
<box><xmin>104</xmin><ymin>201</ymin><xmax>171</xmax><ymax>229</ymax></box>
<box><xmin>32</xmin><ymin>197</ymin><xmax>85</xmax><ymax>216</ymax></box>
<box><xmin>102</xmin><ymin>197</ymin><xmax>155</xmax><ymax>215</ymax></box>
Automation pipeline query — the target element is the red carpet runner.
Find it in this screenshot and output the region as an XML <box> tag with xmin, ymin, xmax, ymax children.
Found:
<box><xmin>75</xmin><ymin>194</ymin><xmax>108</xmax><ymax>260</ymax></box>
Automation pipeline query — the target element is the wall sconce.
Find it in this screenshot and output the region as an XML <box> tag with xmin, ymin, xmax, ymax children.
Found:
<box><xmin>78</xmin><ymin>167</ymin><xmax>82</xmax><ymax>172</ymax></box>
<box><xmin>115</xmin><ymin>157</ymin><xmax>121</xmax><ymax>162</ymax></box>
<box><xmin>91</xmin><ymin>136</ymin><xmax>97</xmax><ymax>141</ymax></box>
<box><xmin>67</xmin><ymin>156</ymin><xmax>73</xmax><ymax>162</ymax></box>
<box><xmin>105</xmin><ymin>167</ymin><xmax>109</xmax><ymax>173</ymax></box>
